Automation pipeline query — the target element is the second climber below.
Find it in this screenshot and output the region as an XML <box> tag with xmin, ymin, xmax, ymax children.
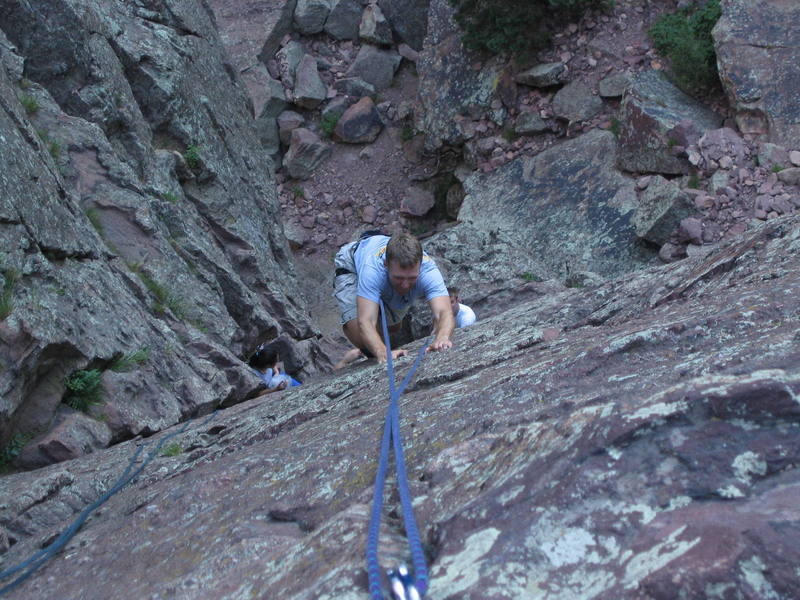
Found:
<box><xmin>333</xmin><ymin>231</ymin><xmax>454</xmax><ymax>366</ymax></box>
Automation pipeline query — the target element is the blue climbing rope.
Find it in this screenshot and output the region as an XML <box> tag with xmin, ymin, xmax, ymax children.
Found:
<box><xmin>366</xmin><ymin>300</ymin><xmax>430</xmax><ymax>599</ymax></box>
<box><xmin>0</xmin><ymin>410</ymin><xmax>218</xmax><ymax>597</ymax></box>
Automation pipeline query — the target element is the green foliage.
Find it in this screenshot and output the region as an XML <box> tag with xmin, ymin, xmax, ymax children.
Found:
<box><xmin>292</xmin><ymin>185</ymin><xmax>305</xmax><ymax>199</ymax></box>
<box><xmin>609</xmin><ymin>117</ymin><xmax>621</xmax><ymax>138</ymax></box>
<box><xmin>501</xmin><ymin>126</ymin><xmax>519</xmax><ymax>143</ymax></box>
<box><xmin>139</xmin><ymin>272</ymin><xmax>187</xmax><ymax>319</ymax></box>
<box><xmin>320</xmin><ymin>112</ymin><xmax>340</xmax><ymax>137</ymax></box>
<box><xmin>183</xmin><ymin>145</ymin><xmax>201</xmax><ymax>169</ymax></box>
<box><xmin>110</xmin><ymin>347</ymin><xmax>151</xmax><ymax>372</ymax></box>
<box><xmin>648</xmin><ymin>0</ymin><xmax>722</xmax><ymax>94</ymax></box>
<box><xmin>449</xmin><ymin>0</ymin><xmax>610</xmax><ymax>55</ymax></box>
<box><xmin>0</xmin><ymin>432</ymin><xmax>33</xmax><ymax>472</ymax></box>
<box><xmin>160</xmin><ymin>443</ymin><xmax>182</xmax><ymax>457</ymax></box>
<box><xmin>64</xmin><ymin>369</ymin><xmax>104</xmax><ymax>412</ymax></box>
<box><xmin>19</xmin><ymin>93</ymin><xmax>39</xmax><ymax>115</ymax></box>
<box><xmin>400</xmin><ymin>124</ymin><xmax>416</xmax><ymax>142</ymax></box>
<box><xmin>520</xmin><ymin>272</ymin><xmax>542</xmax><ymax>282</ymax></box>
<box><xmin>85</xmin><ymin>207</ymin><xmax>104</xmax><ymax>236</ymax></box>
<box><xmin>771</xmin><ymin>164</ymin><xmax>784</xmax><ymax>173</ymax></box>
<box><xmin>48</xmin><ymin>140</ymin><xmax>61</xmax><ymax>159</ymax></box>
<box><xmin>687</xmin><ymin>174</ymin><xmax>700</xmax><ymax>189</ymax></box>
<box><xmin>162</xmin><ymin>192</ymin><xmax>180</xmax><ymax>204</ymax></box>
<box><xmin>0</xmin><ymin>269</ymin><xmax>18</xmax><ymax>320</ymax></box>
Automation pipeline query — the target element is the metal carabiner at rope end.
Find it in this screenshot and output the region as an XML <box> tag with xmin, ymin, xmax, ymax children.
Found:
<box><xmin>387</xmin><ymin>564</ymin><xmax>421</xmax><ymax>600</ymax></box>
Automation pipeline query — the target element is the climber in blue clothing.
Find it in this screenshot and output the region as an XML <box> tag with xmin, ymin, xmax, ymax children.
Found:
<box><xmin>249</xmin><ymin>344</ymin><xmax>301</xmax><ymax>394</ymax></box>
<box><xmin>332</xmin><ymin>231</ymin><xmax>454</xmax><ymax>369</ymax></box>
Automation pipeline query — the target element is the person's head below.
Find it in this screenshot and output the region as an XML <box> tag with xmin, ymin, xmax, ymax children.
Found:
<box><xmin>249</xmin><ymin>345</ymin><xmax>278</xmax><ymax>372</ymax></box>
<box><xmin>448</xmin><ymin>286</ymin><xmax>460</xmax><ymax>316</ymax></box>
<box><xmin>385</xmin><ymin>232</ymin><xmax>422</xmax><ymax>296</ymax></box>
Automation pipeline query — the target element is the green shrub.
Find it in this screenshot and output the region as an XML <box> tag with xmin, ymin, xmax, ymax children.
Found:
<box><xmin>64</xmin><ymin>369</ymin><xmax>104</xmax><ymax>412</ymax></box>
<box><xmin>137</xmin><ymin>271</ymin><xmax>187</xmax><ymax>319</ymax></box>
<box><xmin>687</xmin><ymin>174</ymin><xmax>700</xmax><ymax>189</ymax></box>
<box><xmin>183</xmin><ymin>145</ymin><xmax>201</xmax><ymax>169</ymax></box>
<box><xmin>292</xmin><ymin>185</ymin><xmax>305</xmax><ymax>199</ymax></box>
<box><xmin>0</xmin><ymin>269</ymin><xmax>18</xmax><ymax>320</ymax></box>
<box><xmin>400</xmin><ymin>124</ymin><xmax>416</xmax><ymax>141</ymax></box>
<box><xmin>160</xmin><ymin>443</ymin><xmax>182</xmax><ymax>457</ymax></box>
<box><xmin>320</xmin><ymin>112</ymin><xmax>340</xmax><ymax>137</ymax></box>
<box><xmin>110</xmin><ymin>347</ymin><xmax>151</xmax><ymax>372</ymax></box>
<box><xmin>0</xmin><ymin>432</ymin><xmax>33</xmax><ymax>472</ymax></box>
<box><xmin>449</xmin><ymin>0</ymin><xmax>611</xmax><ymax>55</ymax></box>
<box><xmin>608</xmin><ymin>117</ymin><xmax>621</xmax><ymax>138</ymax></box>
<box><xmin>85</xmin><ymin>207</ymin><xmax>104</xmax><ymax>236</ymax></box>
<box><xmin>19</xmin><ymin>94</ymin><xmax>39</xmax><ymax>115</ymax></box>
<box><xmin>771</xmin><ymin>164</ymin><xmax>784</xmax><ymax>173</ymax></box>
<box><xmin>162</xmin><ymin>192</ymin><xmax>179</xmax><ymax>204</ymax></box>
<box><xmin>648</xmin><ymin>0</ymin><xmax>722</xmax><ymax>94</ymax></box>
<box><xmin>520</xmin><ymin>272</ymin><xmax>542</xmax><ymax>282</ymax></box>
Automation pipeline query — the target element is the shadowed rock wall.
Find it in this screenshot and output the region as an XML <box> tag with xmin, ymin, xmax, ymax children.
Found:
<box><xmin>0</xmin><ymin>0</ymin><xmax>327</xmax><ymax>468</ymax></box>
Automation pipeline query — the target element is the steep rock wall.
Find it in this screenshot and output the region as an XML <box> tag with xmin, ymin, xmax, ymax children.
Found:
<box><xmin>0</xmin><ymin>0</ymin><xmax>326</xmax><ymax>468</ymax></box>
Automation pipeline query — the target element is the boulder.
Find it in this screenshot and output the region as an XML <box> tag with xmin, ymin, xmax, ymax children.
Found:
<box><xmin>292</xmin><ymin>54</ymin><xmax>327</xmax><ymax>109</ymax></box>
<box><xmin>399</xmin><ymin>186</ymin><xmax>435</xmax><ymax>217</ymax></box>
<box><xmin>345</xmin><ymin>44</ymin><xmax>401</xmax><ymax>92</ymax></box>
<box><xmin>255</xmin><ymin>76</ymin><xmax>288</xmax><ymax>154</ymax></box>
<box><xmin>284</xmin><ymin>127</ymin><xmax>331</xmax><ymax>178</ymax></box>
<box><xmin>617</xmin><ymin>70</ymin><xmax>722</xmax><ymax>174</ymax></box>
<box><xmin>324</xmin><ymin>0</ymin><xmax>362</xmax><ymax>40</ymax></box>
<box><xmin>633</xmin><ymin>176</ymin><xmax>696</xmax><ymax>246</ymax></box>
<box><xmin>333</xmin><ymin>97</ymin><xmax>383</xmax><ymax>144</ymax></box>
<box><xmin>515</xmin><ymin>62</ymin><xmax>567</xmax><ymax>88</ymax></box>
<box><xmin>696</xmin><ymin>127</ymin><xmax>749</xmax><ymax>169</ymax></box>
<box><xmin>552</xmin><ymin>80</ymin><xmax>603</xmax><ymax>122</ymax></box>
<box><xmin>275</xmin><ymin>40</ymin><xmax>306</xmax><ymax>88</ymax></box>
<box><xmin>16</xmin><ymin>410</ymin><xmax>112</xmax><ymax>469</ymax></box>
<box><xmin>359</xmin><ymin>3</ymin><xmax>393</xmax><ymax>46</ymax></box>
<box><xmin>777</xmin><ymin>168</ymin><xmax>800</xmax><ymax>187</ymax></box>
<box><xmin>757</xmin><ymin>142</ymin><xmax>791</xmax><ymax>171</ymax></box>
<box><xmin>293</xmin><ymin>0</ymin><xmax>331</xmax><ymax>35</ymax></box>
<box><xmin>377</xmin><ymin>0</ymin><xmax>429</xmax><ymax>51</ymax></box>
<box><xmin>514</xmin><ymin>111</ymin><xmax>548</xmax><ymax>135</ymax></box>
<box><xmin>415</xmin><ymin>0</ymin><xmax>505</xmax><ymax>149</ymax></box>
<box><xmin>460</xmin><ymin>129</ymin><xmax>657</xmax><ymax>278</ymax></box>
<box><xmin>321</xmin><ymin>95</ymin><xmax>355</xmax><ymax>122</ymax></box>
<box><xmin>598</xmin><ymin>72</ymin><xmax>631</xmax><ymax>98</ymax></box>
<box><xmin>713</xmin><ymin>0</ymin><xmax>800</xmax><ymax>145</ymax></box>
<box><xmin>277</xmin><ymin>110</ymin><xmax>306</xmax><ymax>145</ymax></box>
<box><xmin>332</xmin><ymin>76</ymin><xmax>376</xmax><ymax>98</ymax></box>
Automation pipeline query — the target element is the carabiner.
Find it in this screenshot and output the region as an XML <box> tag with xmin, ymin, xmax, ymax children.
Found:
<box><xmin>387</xmin><ymin>564</ymin><xmax>421</xmax><ymax>600</ymax></box>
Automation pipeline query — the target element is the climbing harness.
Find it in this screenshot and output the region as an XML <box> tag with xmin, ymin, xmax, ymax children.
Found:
<box><xmin>0</xmin><ymin>410</ymin><xmax>218</xmax><ymax>597</ymax></box>
<box><xmin>365</xmin><ymin>299</ymin><xmax>430</xmax><ymax>600</ymax></box>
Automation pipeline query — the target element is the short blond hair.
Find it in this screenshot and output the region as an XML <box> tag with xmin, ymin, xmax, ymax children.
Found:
<box><xmin>386</xmin><ymin>233</ymin><xmax>422</xmax><ymax>268</ymax></box>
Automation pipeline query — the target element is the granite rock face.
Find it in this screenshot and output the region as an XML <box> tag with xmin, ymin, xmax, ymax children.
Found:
<box><xmin>713</xmin><ymin>0</ymin><xmax>800</xmax><ymax>145</ymax></box>
<box><xmin>617</xmin><ymin>70</ymin><xmax>722</xmax><ymax>175</ymax></box>
<box><xmin>0</xmin><ymin>0</ymin><xmax>325</xmax><ymax>468</ymax></box>
<box><xmin>2</xmin><ymin>214</ymin><xmax>799</xmax><ymax>598</ymax></box>
<box><xmin>459</xmin><ymin>129</ymin><xmax>657</xmax><ymax>279</ymax></box>
<box><xmin>415</xmin><ymin>0</ymin><xmax>505</xmax><ymax>150</ymax></box>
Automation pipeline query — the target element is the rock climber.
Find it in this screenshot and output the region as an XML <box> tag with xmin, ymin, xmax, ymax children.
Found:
<box><xmin>332</xmin><ymin>231</ymin><xmax>454</xmax><ymax>369</ymax></box>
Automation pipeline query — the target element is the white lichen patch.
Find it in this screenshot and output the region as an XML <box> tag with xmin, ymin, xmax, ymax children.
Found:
<box><xmin>601</xmin><ymin>327</ymin><xmax>667</xmax><ymax>356</ymax></box>
<box><xmin>608</xmin><ymin>373</ymin><xmax>638</xmax><ymax>382</ymax></box>
<box><xmin>740</xmin><ymin>555</ymin><xmax>780</xmax><ymax>599</ymax></box>
<box><xmin>428</xmin><ymin>528</ymin><xmax>501</xmax><ymax>599</ymax></box>
<box><xmin>625</xmin><ymin>399</ymin><xmax>688</xmax><ymax>423</ymax></box>
<box><xmin>666</xmin><ymin>495</ymin><xmax>692</xmax><ymax>511</ymax></box>
<box><xmin>623</xmin><ymin>526</ymin><xmax>700</xmax><ymax>588</ymax></box>
<box><xmin>607</xmin><ymin>446</ymin><xmax>622</xmax><ymax>460</ymax></box>
<box><xmin>498</xmin><ymin>485</ymin><xmax>525</xmax><ymax>506</ymax></box>
<box><xmin>732</xmin><ymin>451</ymin><xmax>767</xmax><ymax>485</ymax></box>
<box><xmin>540</xmin><ymin>527</ymin><xmax>597</xmax><ymax>568</ymax></box>
<box><xmin>717</xmin><ymin>485</ymin><xmax>746</xmax><ymax>499</ymax></box>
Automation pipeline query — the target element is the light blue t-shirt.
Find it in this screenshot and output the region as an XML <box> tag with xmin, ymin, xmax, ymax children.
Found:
<box><xmin>354</xmin><ymin>235</ymin><xmax>448</xmax><ymax>313</ymax></box>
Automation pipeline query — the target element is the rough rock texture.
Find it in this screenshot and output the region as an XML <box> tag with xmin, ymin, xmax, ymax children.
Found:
<box><xmin>377</xmin><ymin>0</ymin><xmax>429</xmax><ymax>51</ymax></box>
<box><xmin>359</xmin><ymin>3</ymin><xmax>393</xmax><ymax>47</ymax></box>
<box><xmin>552</xmin><ymin>80</ymin><xmax>604</xmax><ymax>122</ymax></box>
<box><xmin>207</xmin><ymin>0</ymin><xmax>298</xmax><ymax>117</ymax></box>
<box><xmin>617</xmin><ymin>70</ymin><xmax>723</xmax><ymax>175</ymax></box>
<box><xmin>292</xmin><ymin>54</ymin><xmax>327</xmax><ymax>109</ymax></box>
<box><xmin>2</xmin><ymin>214</ymin><xmax>800</xmax><ymax>598</ymax></box>
<box><xmin>284</xmin><ymin>127</ymin><xmax>332</xmax><ymax>178</ymax></box>
<box><xmin>345</xmin><ymin>44</ymin><xmax>401</xmax><ymax>93</ymax></box>
<box><xmin>634</xmin><ymin>176</ymin><xmax>697</xmax><ymax>246</ymax></box>
<box><xmin>324</xmin><ymin>0</ymin><xmax>363</xmax><ymax>40</ymax></box>
<box><xmin>713</xmin><ymin>0</ymin><xmax>800</xmax><ymax>145</ymax></box>
<box><xmin>515</xmin><ymin>62</ymin><xmax>568</xmax><ymax>88</ymax></box>
<box><xmin>459</xmin><ymin>129</ymin><xmax>657</xmax><ymax>279</ymax></box>
<box><xmin>0</xmin><ymin>0</ymin><xmax>325</xmax><ymax>466</ymax></box>
<box><xmin>332</xmin><ymin>97</ymin><xmax>383</xmax><ymax>144</ymax></box>
<box><xmin>294</xmin><ymin>0</ymin><xmax>331</xmax><ymax>35</ymax></box>
<box><xmin>415</xmin><ymin>0</ymin><xmax>505</xmax><ymax>150</ymax></box>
